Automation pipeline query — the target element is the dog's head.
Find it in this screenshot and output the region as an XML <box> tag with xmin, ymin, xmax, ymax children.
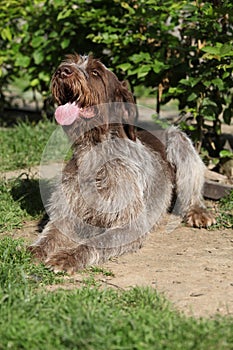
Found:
<box><xmin>51</xmin><ymin>54</ymin><xmax>136</xmax><ymax>141</ymax></box>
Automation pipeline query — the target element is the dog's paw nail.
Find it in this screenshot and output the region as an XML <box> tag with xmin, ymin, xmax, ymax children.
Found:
<box><xmin>186</xmin><ymin>206</ymin><xmax>216</xmax><ymax>228</ymax></box>
<box><xmin>45</xmin><ymin>252</ymin><xmax>76</xmax><ymax>274</ymax></box>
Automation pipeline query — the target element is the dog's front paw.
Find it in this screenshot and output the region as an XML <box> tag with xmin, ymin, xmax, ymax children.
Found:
<box><xmin>46</xmin><ymin>250</ymin><xmax>77</xmax><ymax>274</ymax></box>
<box><xmin>27</xmin><ymin>245</ymin><xmax>48</xmax><ymax>261</ymax></box>
<box><xmin>45</xmin><ymin>245</ymin><xmax>96</xmax><ymax>274</ymax></box>
<box><xmin>186</xmin><ymin>205</ymin><xmax>216</xmax><ymax>228</ymax></box>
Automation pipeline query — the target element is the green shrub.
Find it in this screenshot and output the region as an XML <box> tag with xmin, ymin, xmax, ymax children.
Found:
<box><xmin>0</xmin><ymin>0</ymin><xmax>232</xmax><ymax>161</ymax></box>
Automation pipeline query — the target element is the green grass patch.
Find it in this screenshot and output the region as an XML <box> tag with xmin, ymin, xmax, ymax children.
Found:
<box><xmin>0</xmin><ymin>237</ymin><xmax>64</xmax><ymax>288</ymax></box>
<box><xmin>213</xmin><ymin>190</ymin><xmax>233</xmax><ymax>229</ymax></box>
<box><xmin>0</xmin><ymin>238</ymin><xmax>233</xmax><ymax>350</ymax></box>
<box><xmin>0</xmin><ymin>119</ymin><xmax>56</xmax><ymax>172</ymax></box>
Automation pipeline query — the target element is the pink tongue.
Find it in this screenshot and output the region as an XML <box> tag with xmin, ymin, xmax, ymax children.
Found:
<box><xmin>55</xmin><ymin>102</ymin><xmax>80</xmax><ymax>125</ymax></box>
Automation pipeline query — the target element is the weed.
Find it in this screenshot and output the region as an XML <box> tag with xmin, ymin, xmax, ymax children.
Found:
<box><xmin>213</xmin><ymin>190</ymin><xmax>233</xmax><ymax>229</ymax></box>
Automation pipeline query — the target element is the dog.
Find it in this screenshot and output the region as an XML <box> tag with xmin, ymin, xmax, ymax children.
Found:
<box><xmin>29</xmin><ymin>54</ymin><xmax>216</xmax><ymax>273</ymax></box>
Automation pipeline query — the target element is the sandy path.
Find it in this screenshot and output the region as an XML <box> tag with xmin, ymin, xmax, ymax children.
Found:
<box><xmin>103</xmin><ymin>220</ymin><xmax>233</xmax><ymax>318</ymax></box>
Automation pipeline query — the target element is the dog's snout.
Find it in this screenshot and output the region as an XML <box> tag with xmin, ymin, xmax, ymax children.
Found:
<box><xmin>56</xmin><ymin>65</ymin><xmax>73</xmax><ymax>79</ymax></box>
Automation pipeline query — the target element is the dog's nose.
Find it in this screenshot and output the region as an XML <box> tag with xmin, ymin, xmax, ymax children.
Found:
<box><xmin>56</xmin><ymin>65</ymin><xmax>73</xmax><ymax>78</ymax></box>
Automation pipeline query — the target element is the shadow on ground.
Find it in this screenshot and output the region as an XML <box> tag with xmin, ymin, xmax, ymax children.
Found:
<box><xmin>10</xmin><ymin>177</ymin><xmax>49</xmax><ymax>229</ymax></box>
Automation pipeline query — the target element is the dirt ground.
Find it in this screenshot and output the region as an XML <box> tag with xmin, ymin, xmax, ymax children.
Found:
<box><xmin>104</xmin><ymin>220</ymin><xmax>233</xmax><ymax>318</ymax></box>
<box><xmin>12</xmin><ymin>213</ymin><xmax>232</xmax><ymax>319</ymax></box>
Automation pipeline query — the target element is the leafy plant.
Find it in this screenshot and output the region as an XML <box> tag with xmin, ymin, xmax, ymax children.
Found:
<box><xmin>0</xmin><ymin>0</ymin><xmax>232</xmax><ymax>162</ymax></box>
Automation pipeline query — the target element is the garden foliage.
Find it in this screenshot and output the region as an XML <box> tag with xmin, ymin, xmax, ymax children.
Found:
<box><xmin>0</xmin><ymin>0</ymin><xmax>233</xmax><ymax>157</ymax></box>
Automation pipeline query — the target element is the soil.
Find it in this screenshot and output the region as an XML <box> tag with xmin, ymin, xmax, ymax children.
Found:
<box><xmin>9</xmin><ymin>213</ymin><xmax>233</xmax><ymax>319</ymax></box>
<box><xmin>104</xmin><ymin>221</ymin><xmax>233</xmax><ymax>318</ymax></box>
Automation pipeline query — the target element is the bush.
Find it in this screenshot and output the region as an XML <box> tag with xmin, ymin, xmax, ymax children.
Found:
<box><xmin>0</xmin><ymin>0</ymin><xmax>232</xmax><ymax>161</ymax></box>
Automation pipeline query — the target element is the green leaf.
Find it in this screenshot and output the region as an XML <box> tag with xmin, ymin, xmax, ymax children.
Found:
<box><xmin>152</xmin><ymin>60</ymin><xmax>166</xmax><ymax>73</ymax></box>
<box><xmin>202</xmin><ymin>46</ymin><xmax>219</xmax><ymax>55</ymax></box>
<box><xmin>130</xmin><ymin>53</ymin><xmax>151</xmax><ymax>64</ymax></box>
<box><xmin>168</xmin><ymin>87</ymin><xmax>185</xmax><ymax>94</ymax></box>
<box><xmin>220</xmin><ymin>43</ymin><xmax>233</xmax><ymax>57</ymax></box>
<box><xmin>211</xmin><ymin>78</ymin><xmax>224</xmax><ymax>90</ymax></box>
<box><xmin>31</xmin><ymin>36</ymin><xmax>44</xmax><ymax>48</ymax></box>
<box><xmin>30</xmin><ymin>78</ymin><xmax>39</xmax><ymax>87</ymax></box>
<box><xmin>38</xmin><ymin>71</ymin><xmax>50</xmax><ymax>83</ymax></box>
<box><xmin>179</xmin><ymin>79</ymin><xmax>191</xmax><ymax>86</ymax></box>
<box><xmin>1</xmin><ymin>27</ymin><xmax>12</xmax><ymax>41</ymax></box>
<box><xmin>15</xmin><ymin>55</ymin><xmax>30</xmax><ymax>68</ymax></box>
<box><xmin>220</xmin><ymin>150</ymin><xmax>233</xmax><ymax>159</ymax></box>
<box><xmin>187</xmin><ymin>92</ymin><xmax>197</xmax><ymax>102</ymax></box>
<box><xmin>202</xmin><ymin>98</ymin><xmax>217</xmax><ymax>108</ymax></box>
<box><xmin>117</xmin><ymin>63</ymin><xmax>132</xmax><ymax>71</ymax></box>
<box><xmin>57</xmin><ymin>9</ymin><xmax>72</xmax><ymax>21</ymax></box>
<box><xmin>179</xmin><ymin>77</ymin><xmax>201</xmax><ymax>88</ymax></box>
<box><xmin>137</xmin><ymin>65</ymin><xmax>151</xmax><ymax>78</ymax></box>
<box><xmin>202</xmin><ymin>114</ymin><xmax>215</xmax><ymax>121</ymax></box>
<box><xmin>190</xmin><ymin>77</ymin><xmax>201</xmax><ymax>88</ymax></box>
<box><xmin>61</xmin><ymin>38</ymin><xmax>70</xmax><ymax>49</ymax></box>
<box><xmin>49</xmin><ymin>31</ymin><xmax>58</xmax><ymax>38</ymax></box>
<box><xmin>182</xmin><ymin>4</ymin><xmax>197</xmax><ymax>12</ymax></box>
<box><xmin>121</xmin><ymin>2</ymin><xmax>135</xmax><ymax>14</ymax></box>
<box><xmin>222</xmin><ymin>71</ymin><xmax>230</xmax><ymax>79</ymax></box>
<box><xmin>33</xmin><ymin>51</ymin><xmax>44</xmax><ymax>65</ymax></box>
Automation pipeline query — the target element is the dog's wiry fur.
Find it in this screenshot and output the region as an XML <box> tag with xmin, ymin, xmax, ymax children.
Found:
<box><xmin>29</xmin><ymin>54</ymin><xmax>216</xmax><ymax>273</ymax></box>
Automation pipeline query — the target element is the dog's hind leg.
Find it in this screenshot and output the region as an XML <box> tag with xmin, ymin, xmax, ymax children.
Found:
<box><xmin>165</xmin><ymin>126</ymin><xmax>216</xmax><ymax>227</ymax></box>
<box><xmin>44</xmin><ymin>223</ymin><xmax>148</xmax><ymax>273</ymax></box>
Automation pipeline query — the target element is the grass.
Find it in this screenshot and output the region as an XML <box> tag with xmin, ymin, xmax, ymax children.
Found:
<box><xmin>0</xmin><ymin>238</ymin><xmax>233</xmax><ymax>350</ymax></box>
<box><xmin>213</xmin><ymin>190</ymin><xmax>233</xmax><ymax>229</ymax></box>
<box><xmin>0</xmin><ymin>119</ymin><xmax>56</xmax><ymax>172</ymax></box>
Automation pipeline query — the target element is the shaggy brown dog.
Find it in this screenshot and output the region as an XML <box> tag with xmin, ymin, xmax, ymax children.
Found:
<box><xmin>29</xmin><ymin>54</ymin><xmax>216</xmax><ymax>273</ymax></box>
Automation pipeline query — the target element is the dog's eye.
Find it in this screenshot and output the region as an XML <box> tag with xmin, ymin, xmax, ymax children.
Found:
<box><xmin>92</xmin><ymin>70</ymin><xmax>99</xmax><ymax>77</ymax></box>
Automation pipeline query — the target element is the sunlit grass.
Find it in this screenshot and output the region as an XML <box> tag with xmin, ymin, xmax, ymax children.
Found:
<box><xmin>0</xmin><ymin>236</ymin><xmax>233</xmax><ymax>350</ymax></box>
<box><xmin>0</xmin><ymin>119</ymin><xmax>56</xmax><ymax>172</ymax></box>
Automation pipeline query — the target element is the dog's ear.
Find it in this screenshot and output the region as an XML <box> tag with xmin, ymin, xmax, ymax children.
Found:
<box><xmin>115</xmin><ymin>81</ymin><xmax>137</xmax><ymax>141</ymax></box>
